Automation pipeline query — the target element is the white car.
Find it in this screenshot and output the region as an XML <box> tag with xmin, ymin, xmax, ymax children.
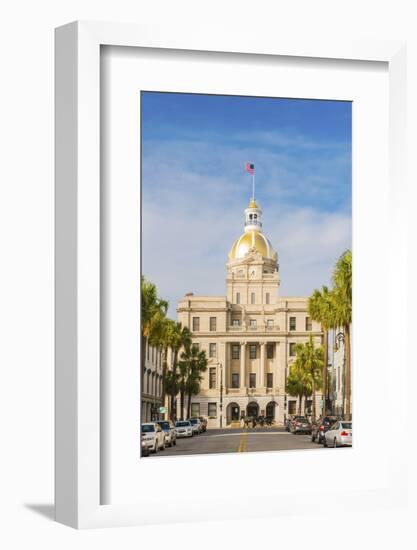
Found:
<box><xmin>175</xmin><ymin>420</ymin><xmax>193</xmax><ymax>438</ymax></box>
<box><xmin>324</xmin><ymin>420</ymin><xmax>352</xmax><ymax>447</ymax></box>
<box><xmin>141</xmin><ymin>422</ymin><xmax>165</xmax><ymax>453</ymax></box>
<box><xmin>188</xmin><ymin>417</ymin><xmax>203</xmax><ymax>434</ymax></box>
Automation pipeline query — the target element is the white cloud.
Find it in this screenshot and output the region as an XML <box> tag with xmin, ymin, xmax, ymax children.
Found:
<box><xmin>142</xmin><ymin>136</ymin><xmax>351</xmax><ymax>318</ymax></box>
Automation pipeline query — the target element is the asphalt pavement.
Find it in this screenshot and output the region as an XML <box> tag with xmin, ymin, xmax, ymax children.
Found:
<box><xmin>150</xmin><ymin>426</ymin><xmax>333</xmax><ymax>457</ymax></box>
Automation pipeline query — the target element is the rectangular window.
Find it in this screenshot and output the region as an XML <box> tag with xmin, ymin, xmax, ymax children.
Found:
<box><xmin>305</xmin><ymin>316</ymin><xmax>312</xmax><ymax>331</ymax></box>
<box><xmin>236</xmin><ymin>292</ymin><xmax>240</xmax><ymax>304</ymax></box>
<box><xmin>209</xmin><ymin>343</ymin><xmax>216</xmax><ymax>358</ymax></box>
<box><xmin>289</xmin><ymin>342</ymin><xmax>296</xmax><ymax>357</ymax></box>
<box><xmin>249</xmin><ymin>373</ymin><xmax>256</xmax><ymax>388</ymax></box>
<box><xmin>251</xmin><ymin>292</ymin><xmax>255</xmax><ymax>304</ymax></box>
<box><xmin>210</xmin><ymin>317</ymin><xmax>217</xmax><ymax>331</ymax></box>
<box><xmin>232</xmin><ymin>318</ymin><xmax>240</xmax><ymax>326</ymax></box>
<box><xmin>250</xmin><ymin>319</ymin><xmax>257</xmax><ymax>328</ymax></box>
<box><xmin>209</xmin><ymin>367</ymin><xmax>216</xmax><ymax>389</ymax></box>
<box><xmin>232</xmin><ymin>344</ymin><xmax>240</xmax><ymax>360</ymax></box>
<box><xmin>265</xmin><ymin>292</ymin><xmax>270</xmax><ymax>304</ymax></box>
<box><xmin>192</xmin><ymin>317</ymin><xmax>200</xmax><ymax>331</ymax></box>
<box><xmin>288</xmin><ymin>400</ymin><xmax>296</xmax><ymax>414</ymax></box>
<box><xmin>193</xmin><ymin>342</ymin><xmax>200</xmax><ymax>351</ymax></box>
<box><xmin>289</xmin><ymin>317</ymin><xmax>296</xmax><ymax>331</ymax></box>
<box><xmin>231</xmin><ymin>373</ymin><xmax>240</xmax><ymax>388</ymax></box>
<box><xmin>267</xmin><ymin>373</ymin><xmax>273</xmax><ymax>388</ymax></box>
<box><xmin>191</xmin><ymin>403</ymin><xmax>200</xmax><ymax>417</ymax></box>
<box><xmin>267</xmin><ymin>343</ymin><xmax>274</xmax><ymax>359</ymax></box>
<box><xmin>267</xmin><ymin>319</ymin><xmax>274</xmax><ymax>328</ymax></box>
<box><xmin>208</xmin><ymin>402</ymin><xmax>217</xmax><ymax>418</ymax></box>
<box><xmin>249</xmin><ymin>344</ymin><xmax>257</xmax><ymax>359</ymax></box>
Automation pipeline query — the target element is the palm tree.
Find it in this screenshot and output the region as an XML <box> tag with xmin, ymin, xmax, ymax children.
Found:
<box><xmin>141</xmin><ymin>276</ymin><xmax>168</xmax><ymax>403</ymax></box>
<box><xmin>186</xmin><ymin>347</ymin><xmax>208</xmax><ymax>419</ymax></box>
<box><xmin>308</xmin><ymin>286</ymin><xmax>333</xmax><ymax>416</ymax></box>
<box><xmin>331</xmin><ymin>250</ymin><xmax>352</xmax><ymax>419</ymax></box>
<box><xmin>293</xmin><ymin>337</ymin><xmax>323</xmax><ymax>419</ymax></box>
<box><xmin>149</xmin><ymin>315</ymin><xmax>175</xmax><ymax>417</ymax></box>
<box><xmin>178</xmin><ymin>343</ymin><xmax>208</xmax><ymax>419</ymax></box>
<box><xmin>168</xmin><ymin>322</ymin><xmax>191</xmax><ymax>421</ymax></box>
<box><xmin>286</xmin><ymin>362</ymin><xmax>310</xmax><ymax>414</ymax></box>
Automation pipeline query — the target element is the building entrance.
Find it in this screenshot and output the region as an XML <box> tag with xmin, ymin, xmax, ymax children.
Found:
<box><xmin>247</xmin><ymin>402</ymin><xmax>259</xmax><ymax>417</ymax></box>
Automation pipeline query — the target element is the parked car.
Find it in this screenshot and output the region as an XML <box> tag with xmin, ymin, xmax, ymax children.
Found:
<box><xmin>198</xmin><ymin>416</ymin><xmax>208</xmax><ymax>432</ymax></box>
<box><xmin>175</xmin><ymin>420</ymin><xmax>193</xmax><ymax>438</ymax></box>
<box><xmin>141</xmin><ymin>437</ymin><xmax>150</xmax><ymax>457</ymax></box>
<box><xmin>141</xmin><ymin>422</ymin><xmax>165</xmax><ymax>453</ymax></box>
<box><xmin>324</xmin><ymin>420</ymin><xmax>352</xmax><ymax>447</ymax></box>
<box><xmin>290</xmin><ymin>416</ymin><xmax>311</xmax><ymax>434</ymax></box>
<box><xmin>188</xmin><ymin>417</ymin><xmax>203</xmax><ymax>434</ymax></box>
<box><xmin>156</xmin><ymin>420</ymin><xmax>177</xmax><ymax>447</ymax></box>
<box><xmin>311</xmin><ymin>416</ymin><xmax>338</xmax><ymax>444</ymax></box>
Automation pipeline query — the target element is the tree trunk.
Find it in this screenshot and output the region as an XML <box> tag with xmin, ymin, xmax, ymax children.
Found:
<box><xmin>180</xmin><ymin>388</ymin><xmax>184</xmax><ymax>420</ymax></box>
<box><xmin>344</xmin><ymin>324</ymin><xmax>351</xmax><ymax>420</ymax></box>
<box><xmin>161</xmin><ymin>345</ymin><xmax>168</xmax><ymax>418</ymax></box>
<box><xmin>322</xmin><ymin>328</ymin><xmax>328</xmax><ymax>416</ymax></box>
<box><xmin>141</xmin><ymin>335</ymin><xmax>146</xmax><ymax>421</ymax></box>
<box><xmin>170</xmin><ymin>349</ymin><xmax>178</xmax><ymax>421</ymax></box>
<box><xmin>187</xmin><ymin>389</ymin><xmax>192</xmax><ymax>418</ymax></box>
<box><xmin>298</xmin><ymin>395</ymin><xmax>302</xmax><ymax>414</ymax></box>
<box><xmin>312</xmin><ymin>380</ymin><xmax>316</xmax><ymax>420</ymax></box>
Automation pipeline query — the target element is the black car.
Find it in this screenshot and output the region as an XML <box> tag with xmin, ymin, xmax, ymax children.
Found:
<box><xmin>311</xmin><ymin>416</ymin><xmax>338</xmax><ymax>444</ymax></box>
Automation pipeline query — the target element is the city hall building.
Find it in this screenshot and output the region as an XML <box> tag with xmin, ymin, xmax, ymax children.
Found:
<box><xmin>177</xmin><ymin>197</ymin><xmax>323</xmax><ymax>428</ymax></box>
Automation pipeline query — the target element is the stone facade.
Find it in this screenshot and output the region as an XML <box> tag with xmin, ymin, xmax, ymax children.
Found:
<box><xmin>141</xmin><ymin>339</ymin><xmax>164</xmax><ymax>422</ymax></box>
<box><xmin>177</xmin><ymin>198</ymin><xmax>323</xmax><ymax>428</ymax></box>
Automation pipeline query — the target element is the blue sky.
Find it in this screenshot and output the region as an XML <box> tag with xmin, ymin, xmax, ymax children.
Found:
<box><xmin>141</xmin><ymin>92</ymin><xmax>352</xmax><ymax>318</ymax></box>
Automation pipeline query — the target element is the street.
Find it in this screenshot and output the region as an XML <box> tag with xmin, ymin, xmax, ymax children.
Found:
<box><xmin>150</xmin><ymin>427</ymin><xmax>332</xmax><ymax>457</ymax></box>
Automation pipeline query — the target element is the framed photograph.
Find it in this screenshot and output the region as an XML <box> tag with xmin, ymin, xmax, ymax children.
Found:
<box><xmin>55</xmin><ymin>21</ymin><xmax>408</xmax><ymax>528</ymax></box>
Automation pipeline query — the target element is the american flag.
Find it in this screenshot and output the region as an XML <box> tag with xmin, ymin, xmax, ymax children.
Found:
<box><xmin>245</xmin><ymin>162</ymin><xmax>255</xmax><ymax>175</ymax></box>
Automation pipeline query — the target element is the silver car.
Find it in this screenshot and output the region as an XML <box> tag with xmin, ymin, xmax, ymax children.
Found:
<box><xmin>324</xmin><ymin>420</ymin><xmax>352</xmax><ymax>447</ymax></box>
<box><xmin>175</xmin><ymin>420</ymin><xmax>193</xmax><ymax>438</ymax></box>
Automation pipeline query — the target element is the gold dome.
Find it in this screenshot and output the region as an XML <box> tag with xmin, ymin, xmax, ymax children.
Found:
<box><xmin>229</xmin><ymin>230</ymin><xmax>277</xmax><ymax>260</ymax></box>
<box><xmin>248</xmin><ymin>198</ymin><xmax>258</xmax><ymax>209</ymax></box>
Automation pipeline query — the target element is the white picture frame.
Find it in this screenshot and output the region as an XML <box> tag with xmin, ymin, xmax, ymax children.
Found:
<box><xmin>55</xmin><ymin>21</ymin><xmax>408</xmax><ymax>529</ymax></box>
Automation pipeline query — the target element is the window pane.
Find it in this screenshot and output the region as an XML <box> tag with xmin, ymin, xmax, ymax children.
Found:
<box><xmin>249</xmin><ymin>373</ymin><xmax>256</xmax><ymax>388</ymax></box>
<box><xmin>209</xmin><ymin>367</ymin><xmax>216</xmax><ymax>389</ymax></box>
<box><xmin>289</xmin><ymin>317</ymin><xmax>296</xmax><ymax>330</ymax></box>
<box><xmin>267</xmin><ymin>319</ymin><xmax>273</xmax><ymax>327</ymax></box>
<box><xmin>210</xmin><ymin>317</ymin><xmax>217</xmax><ymax>331</ymax></box>
<box><xmin>231</xmin><ymin>373</ymin><xmax>239</xmax><ymax>388</ymax></box>
<box><xmin>250</xmin><ymin>345</ymin><xmax>257</xmax><ymax>359</ymax></box>
<box><xmin>193</xmin><ymin>317</ymin><xmax>200</xmax><ymax>331</ymax></box>
<box><xmin>209</xmin><ymin>343</ymin><xmax>216</xmax><ymax>357</ymax></box>
<box><xmin>208</xmin><ymin>402</ymin><xmax>217</xmax><ymax>417</ymax></box>
<box><xmin>191</xmin><ymin>403</ymin><xmax>200</xmax><ymax>417</ymax></box>
<box><xmin>305</xmin><ymin>316</ymin><xmax>312</xmax><ymax>331</ymax></box>
<box><xmin>232</xmin><ymin>344</ymin><xmax>240</xmax><ymax>360</ymax></box>
<box><xmin>267</xmin><ymin>373</ymin><xmax>273</xmax><ymax>388</ymax></box>
<box><xmin>289</xmin><ymin>343</ymin><xmax>296</xmax><ymax>356</ymax></box>
<box><xmin>232</xmin><ymin>318</ymin><xmax>240</xmax><ymax>326</ymax></box>
<box><xmin>267</xmin><ymin>343</ymin><xmax>274</xmax><ymax>359</ymax></box>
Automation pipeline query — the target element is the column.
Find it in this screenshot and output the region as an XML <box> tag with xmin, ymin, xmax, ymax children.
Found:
<box><xmin>240</xmin><ymin>342</ymin><xmax>246</xmax><ymax>388</ymax></box>
<box><xmin>260</xmin><ymin>342</ymin><xmax>265</xmax><ymax>389</ymax></box>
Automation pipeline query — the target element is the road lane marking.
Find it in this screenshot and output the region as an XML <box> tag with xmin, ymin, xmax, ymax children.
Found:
<box><xmin>237</xmin><ymin>430</ymin><xmax>248</xmax><ymax>452</ymax></box>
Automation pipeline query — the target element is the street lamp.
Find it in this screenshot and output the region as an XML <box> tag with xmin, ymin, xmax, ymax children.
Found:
<box><xmin>219</xmin><ymin>362</ymin><xmax>223</xmax><ymax>429</ymax></box>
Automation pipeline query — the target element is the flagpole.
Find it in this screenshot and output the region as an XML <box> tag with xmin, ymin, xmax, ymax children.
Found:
<box><xmin>252</xmin><ymin>173</ymin><xmax>255</xmax><ymax>201</ymax></box>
